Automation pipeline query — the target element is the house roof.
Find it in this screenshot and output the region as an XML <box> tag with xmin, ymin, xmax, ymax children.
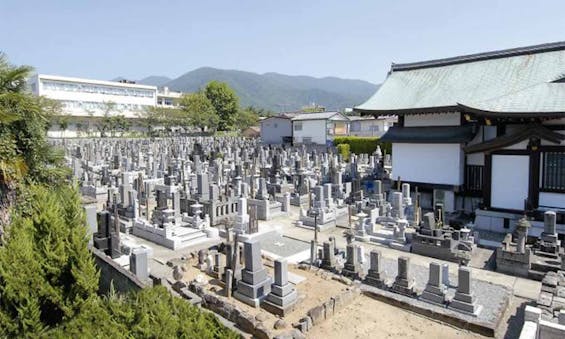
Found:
<box><xmin>291</xmin><ymin>111</ymin><xmax>348</xmax><ymax>121</ymax></box>
<box><xmin>355</xmin><ymin>41</ymin><xmax>565</xmax><ymax>117</ymax></box>
<box><xmin>379</xmin><ymin>125</ymin><xmax>475</xmax><ymax>143</ymax></box>
<box><xmin>347</xmin><ymin>116</ymin><xmax>376</xmax><ymax>121</ymax></box>
<box><xmin>260</xmin><ymin>115</ymin><xmax>292</xmax><ymax>123</ymax></box>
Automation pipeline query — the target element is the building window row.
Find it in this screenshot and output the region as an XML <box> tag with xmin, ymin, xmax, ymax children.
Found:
<box><xmin>157</xmin><ymin>98</ymin><xmax>177</xmax><ymax>106</ymax></box>
<box><xmin>61</xmin><ymin>100</ymin><xmax>150</xmax><ymax>113</ymax></box>
<box><xmin>42</xmin><ymin>80</ymin><xmax>155</xmax><ymax>98</ymax></box>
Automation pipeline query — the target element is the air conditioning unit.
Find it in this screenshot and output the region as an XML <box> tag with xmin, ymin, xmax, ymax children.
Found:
<box><xmin>433</xmin><ymin>189</ymin><xmax>455</xmax><ymax>213</ymax></box>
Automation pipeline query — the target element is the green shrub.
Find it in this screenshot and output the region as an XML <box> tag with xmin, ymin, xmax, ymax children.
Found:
<box><xmin>336</xmin><ymin>143</ymin><xmax>350</xmax><ymax>161</ymax></box>
<box><xmin>333</xmin><ymin>136</ymin><xmax>391</xmax><ymax>155</ymax></box>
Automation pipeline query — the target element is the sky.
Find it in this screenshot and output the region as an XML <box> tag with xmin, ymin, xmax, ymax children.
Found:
<box><xmin>1</xmin><ymin>0</ymin><xmax>564</xmax><ymax>84</ymax></box>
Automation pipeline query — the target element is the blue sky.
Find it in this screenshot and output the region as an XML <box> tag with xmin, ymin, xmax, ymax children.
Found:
<box><xmin>1</xmin><ymin>0</ymin><xmax>564</xmax><ymax>84</ymax></box>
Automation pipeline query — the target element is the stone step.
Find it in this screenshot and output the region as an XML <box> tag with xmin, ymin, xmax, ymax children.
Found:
<box><xmin>370</xmin><ymin>229</ymin><xmax>395</xmax><ymax>237</ymax></box>
<box><xmin>180</xmin><ymin>234</ymin><xmax>207</xmax><ymax>244</ymax></box>
<box><xmin>389</xmin><ymin>242</ymin><xmax>411</xmax><ymax>252</ymax></box>
<box><xmin>177</xmin><ymin>230</ymin><xmax>207</xmax><ymax>242</ymax></box>
<box><xmin>528</xmin><ymin>269</ymin><xmax>546</xmax><ymax>281</ymax></box>
<box><xmin>369</xmin><ymin>235</ymin><xmax>391</xmax><ymax>245</ymax></box>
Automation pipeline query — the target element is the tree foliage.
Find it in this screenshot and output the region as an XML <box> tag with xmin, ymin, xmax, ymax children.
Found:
<box><xmin>0</xmin><ymin>53</ymin><xmax>68</xmax><ymax>234</ymax></box>
<box><xmin>180</xmin><ymin>91</ymin><xmax>219</xmax><ymax>132</ymax></box>
<box><xmin>0</xmin><ymin>185</ymin><xmax>99</xmax><ymax>336</ymax></box>
<box><xmin>51</xmin><ymin>286</ymin><xmax>238</xmax><ymax>338</ymax></box>
<box><xmin>234</xmin><ymin>106</ymin><xmax>259</xmax><ymax>130</ymax></box>
<box><xmin>204</xmin><ymin>81</ymin><xmax>239</xmax><ymax>131</ymax></box>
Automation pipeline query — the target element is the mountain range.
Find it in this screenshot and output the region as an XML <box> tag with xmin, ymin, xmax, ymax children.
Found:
<box><xmin>128</xmin><ymin>67</ymin><xmax>379</xmax><ymax>112</ymax></box>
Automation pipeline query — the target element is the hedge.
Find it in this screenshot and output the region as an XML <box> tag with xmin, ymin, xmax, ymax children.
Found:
<box><xmin>336</xmin><ymin>143</ymin><xmax>350</xmax><ymax>161</ymax></box>
<box><xmin>333</xmin><ymin>136</ymin><xmax>391</xmax><ymax>155</ymax></box>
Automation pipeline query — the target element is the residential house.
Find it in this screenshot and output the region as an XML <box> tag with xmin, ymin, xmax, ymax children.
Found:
<box><xmin>348</xmin><ymin>115</ymin><xmax>397</xmax><ymax>137</ymax></box>
<box><xmin>260</xmin><ymin>114</ymin><xmax>294</xmax><ymax>144</ymax></box>
<box><xmin>292</xmin><ymin>111</ymin><xmax>349</xmax><ymax>145</ymax></box>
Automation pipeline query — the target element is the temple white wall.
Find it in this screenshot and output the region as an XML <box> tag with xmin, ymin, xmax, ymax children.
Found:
<box><xmin>391</xmin><ymin>143</ymin><xmax>463</xmax><ymax>185</ymax></box>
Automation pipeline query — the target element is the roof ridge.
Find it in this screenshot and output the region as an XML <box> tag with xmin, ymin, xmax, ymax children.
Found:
<box><xmin>391</xmin><ymin>41</ymin><xmax>565</xmax><ymax>72</ymax></box>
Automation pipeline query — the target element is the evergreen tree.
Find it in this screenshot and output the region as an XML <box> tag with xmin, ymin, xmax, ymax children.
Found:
<box><xmin>0</xmin><ymin>185</ymin><xmax>99</xmax><ymax>337</ymax></box>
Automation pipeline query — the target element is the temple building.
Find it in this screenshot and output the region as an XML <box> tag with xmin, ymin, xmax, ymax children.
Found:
<box><xmin>355</xmin><ymin>42</ymin><xmax>565</xmax><ymax>238</ymax></box>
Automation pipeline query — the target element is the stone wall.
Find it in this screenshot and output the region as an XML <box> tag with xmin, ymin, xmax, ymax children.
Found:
<box><xmin>187</xmin><ymin>281</ymin><xmax>360</xmax><ymax>339</ymax></box>
<box><xmin>92</xmin><ymin>248</ymin><xmax>145</xmax><ymax>295</ymax></box>
<box><xmin>189</xmin><ymin>283</ymin><xmax>288</xmax><ymax>339</ymax></box>
<box><xmin>411</xmin><ymin>238</ymin><xmax>459</xmax><ymax>262</ymax></box>
<box><xmin>495</xmin><ymin>247</ymin><xmax>531</xmax><ymax>278</ymax></box>
<box><xmin>292</xmin><ymin>287</ymin><xmax>361</xmax><ymax>336</ymax></box>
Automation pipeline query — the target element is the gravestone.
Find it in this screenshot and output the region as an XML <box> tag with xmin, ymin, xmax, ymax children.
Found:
<box><xmin>449</xmin><ymin>266</ymin><xmax>481</xmax><ymax>316</ymax></box>
<box><xmin>364</xmin><ymin>250</ymin><xmax>386</xmax><ymax>288</ymax></box>
<box><xmin>129</xmin><ymin>247</ymin><xmax>149</xmax><ymax>281</ymax></box>
<box><xmin>321</xmin><ymin>241</ymin><xmax>336</xmax><ymax>270</ymax></box>
<box><xmin>342</xmin><ymin>244</ymin><xmax>362</xmax><ymax>279</ymax></box>
<box><xmin>391</xmin><ymin>256</ymin><xmax>416</xmax><ymax>296</ymax></box>
<box><xmin>420</xmin><ymin>262</ymin><xmax>446</xmax><ymax>305</ymax></box>
<box><xmin>213</xmin><ymin>252</ymin><xmax>226</xmax><ymax>279</ymax></box>
<box><xmin>234</xmin><ymin>238</ymin><xmax>272</xmax><ymax>307</ymax></box>
<box><xmin>262</xmin><ymin>259</ymin><xmax>298</xmax><ymax>316</ymax></box>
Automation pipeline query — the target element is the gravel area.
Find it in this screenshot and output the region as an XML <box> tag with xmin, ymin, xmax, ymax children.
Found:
<box><xmin>359</xmin><ymin>254</ymin><xmax>511</xmax><ymax>326</ymax></box>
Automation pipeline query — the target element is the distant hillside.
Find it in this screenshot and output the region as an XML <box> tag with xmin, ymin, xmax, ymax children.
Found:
<box><xmin>137</xmin><ymin>75</ymin><xmax>171</xmax><ymax>87</ymax></box>
<box><xmin>136</xmin><ymin>67</ymin><xmax>379</xmax><ymax>112</ymax></box>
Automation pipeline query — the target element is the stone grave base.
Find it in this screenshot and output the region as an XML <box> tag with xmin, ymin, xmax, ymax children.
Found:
<box><xmin>449</xmin><ymin>298</ymin><xmax>482</xmax><ymax>317</ymax></box>
<box><xmin>233</xmin><ymin>291</ymin><xmax>263</xmax><ymax>308</ymax></box>
<box><xmin>419</xmin><ymin>287</ymin><xmax>446</xmax><ymax>306</ymax></box>
<box><xmin>261</xmin><ymin>292</ymin><xmax>298</xmax><ymax>317</ymax></box>
<box><xmin>295</xmin><ymin>220</ymin><xmax>336</xmax><ymax>232</ymax></box>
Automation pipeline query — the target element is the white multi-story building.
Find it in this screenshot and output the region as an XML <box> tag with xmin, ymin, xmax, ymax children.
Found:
<box><xmin>28</xmin><ymin>74</ymin><xmax>183</xmax><ymax>137</ymax></box>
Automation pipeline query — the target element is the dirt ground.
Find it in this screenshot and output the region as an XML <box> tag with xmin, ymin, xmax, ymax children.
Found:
<box><xmin>307</xmin><ymin>294</ymin><xmax>487</xmax><ymax>339</ymax></box>
<box><xmin>176</xmin><ymin>255</ymin><xmax>500</xmax><ymax>338</ymax></box>
<box><xmin>180</xmin><ymin>256</ymin><xmax>353</xmax><ymax>335</ymax></box>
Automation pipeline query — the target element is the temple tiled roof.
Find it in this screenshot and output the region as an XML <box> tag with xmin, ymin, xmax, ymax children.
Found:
<box><xmin>458</xmin><ymin>83</ymin><xmax>565</xmax><ymax>117</ymax></box>
<box><xmin>355</xmin><ymin>41</ymin><xmax>565</xmax><ymax>117</ymax></box>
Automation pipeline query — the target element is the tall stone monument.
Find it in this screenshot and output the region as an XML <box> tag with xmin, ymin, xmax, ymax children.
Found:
<box><xmin>234</xmin><ymin>238</ymin><xmax>272</xmax><ymax>307</ymax></box>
